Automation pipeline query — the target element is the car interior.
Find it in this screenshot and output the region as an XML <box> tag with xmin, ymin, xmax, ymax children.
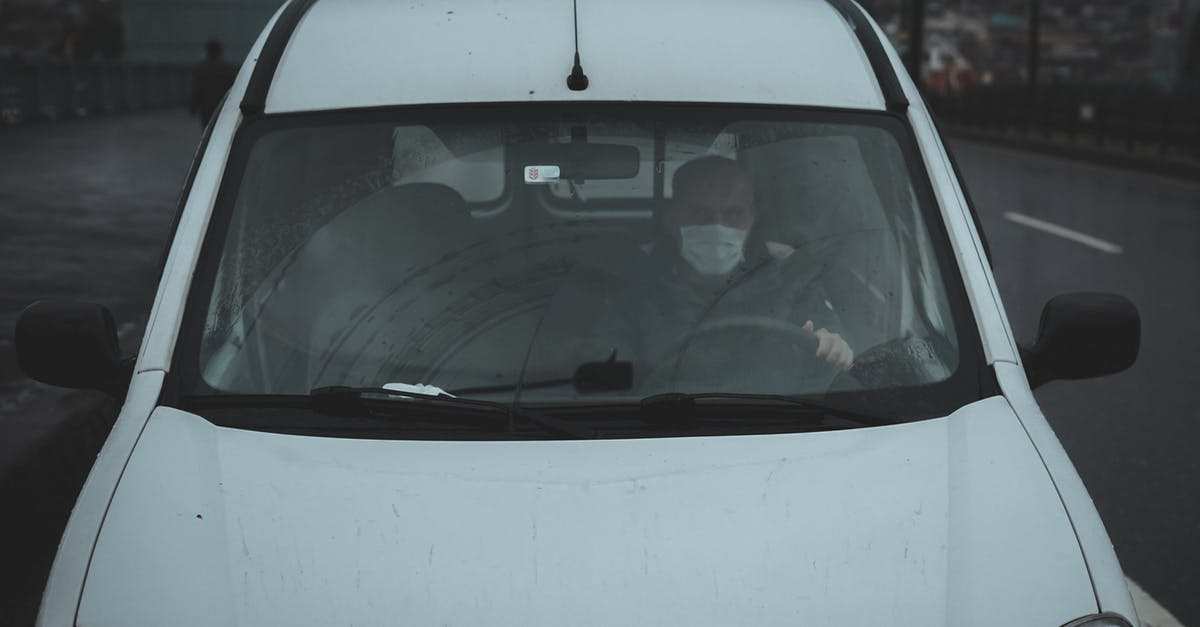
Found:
<box><xmin>199</xmin><ymin>116</ymin><xmax>958</xmax><ymax>399</ymax></box>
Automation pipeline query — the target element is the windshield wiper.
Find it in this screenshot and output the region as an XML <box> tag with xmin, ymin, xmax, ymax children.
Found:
<box><xmin>638</xmin><ymin>392</ymin><xmax>897</xmax><ymax>428</ymax></box>
<box><xmin>310</xmin><ymin>386</ymin><xmax>595</xmax><ymax>439</ymax></box>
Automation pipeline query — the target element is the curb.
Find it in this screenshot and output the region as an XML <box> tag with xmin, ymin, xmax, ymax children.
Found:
<box><xmin>1129</xmin><ymin>578</ymin><xmax>1186</xmax><ymax>627</ymax></box>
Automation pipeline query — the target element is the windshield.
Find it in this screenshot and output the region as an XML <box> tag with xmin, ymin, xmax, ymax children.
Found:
<box><xmin>180</xmin><ymin>105</ymin><xmax>984</xmax><ymax>424</ymax></box>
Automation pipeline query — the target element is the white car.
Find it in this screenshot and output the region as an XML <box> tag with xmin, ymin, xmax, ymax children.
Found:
<box><xmin>18</xmin><ymin>1</ymin><xmax>1142</xmax><ymax>625</ymax></box>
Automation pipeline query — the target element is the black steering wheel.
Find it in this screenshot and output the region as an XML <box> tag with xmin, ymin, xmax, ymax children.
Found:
<box><xmin>642</xmin><ymin>314</ymin><xmax>837</xmax><ymax>393</ymax></box>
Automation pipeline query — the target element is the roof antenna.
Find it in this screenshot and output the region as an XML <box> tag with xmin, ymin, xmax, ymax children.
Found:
<box><xmin>566</xmin><ymin>0</ymin><xmax>589</xmax><ymax>91</ymax></box>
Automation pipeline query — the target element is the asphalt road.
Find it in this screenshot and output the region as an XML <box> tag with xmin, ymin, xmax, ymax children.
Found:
<box><xmin>0</xmin><ymin>113</ymin><xmax>1196</xmax><ymax>625</ymax></box>
<box><xmin>0</xmin><ymin>111</ymin><xmax>199</xmax><ymax>627</ymax></box>
<box><xmin>953</xmin><ymin>139</ymin><xmax>1200</xmax><ymax>626</ymax></box>
<box><xmin>0</xmin><ymin>111</ymin><xmax>199</xmax><ymax>432</ymax></box>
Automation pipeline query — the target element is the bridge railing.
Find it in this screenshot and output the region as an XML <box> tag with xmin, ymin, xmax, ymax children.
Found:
<box><xmin>0</xmin><ymin>60</ymin><xmax>192</xmax><ymax>126</ymax></box>
<box><xmin>925</xmin><ymin>84</ymin><xmax>1200</xmax><ymax>160</ymax></box>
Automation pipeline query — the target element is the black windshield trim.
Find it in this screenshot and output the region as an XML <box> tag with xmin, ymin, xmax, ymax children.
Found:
<box><xmin>824</xmin><ymin>0</ymin><xmax>910</xmax><ymax>112</ymax></box>
<box><xmin>181</xmin><ymin>393</ymin><xmax>934</xmax><ymax>441</ymax></box>
<box><xmin>240</xmin><ymin>0</ymin><xmax>321</xmax><ymax>116</ymax></box>
<box><xmin>164</xmin><ymin>102</ymin><xmax>990</xmax><ymax>426</ymax></box>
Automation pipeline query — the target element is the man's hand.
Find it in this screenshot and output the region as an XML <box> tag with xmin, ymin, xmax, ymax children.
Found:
<box><xmin>803</xmin><ymin>320</ymin><xmax>854</xmax><ymax>371</ymax></box>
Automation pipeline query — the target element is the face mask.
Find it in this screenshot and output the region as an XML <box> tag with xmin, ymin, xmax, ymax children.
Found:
<box><xmin>678</xmin><ymin>224</ymin><xmax>748</xmax><ymax>276</ymax></box>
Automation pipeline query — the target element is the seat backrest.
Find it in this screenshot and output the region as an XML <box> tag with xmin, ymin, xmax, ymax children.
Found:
<box><xmin>240</xmin><ymin>182</ymin><xmax>476</xmax><ymax>390</ymax></box>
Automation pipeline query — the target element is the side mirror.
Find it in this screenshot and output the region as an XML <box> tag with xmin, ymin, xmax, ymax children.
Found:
<box><xmin>14</xmin><ymin>300</ymin><xmax>133</xmax><ymax>397</ymax></box>
<box><xmin>1021</xmin><ymin>292</ymin><xmax>1139</xmax><ymax>389</ymax></box>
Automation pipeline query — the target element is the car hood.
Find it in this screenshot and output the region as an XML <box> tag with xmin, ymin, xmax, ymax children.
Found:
<box><xmin>78</xmin><ymin>396</ymin><xmax>1096</xmax><ymax>627</ymax></box>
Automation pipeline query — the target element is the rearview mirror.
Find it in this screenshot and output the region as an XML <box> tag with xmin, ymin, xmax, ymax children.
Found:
<box><xmin>521</xmin><ymin>143</ymin><xmax>641</xmax><ymax>180</ymax></box>
<box><xmin>15</xmin><ymin>300</ymin><xmax>133</xmax><ymax>397</ymax></box>
<box><xmin>1021</xmin><ymin>292</ymin><xmax>1139</xmax><ymax>389</ymax></box>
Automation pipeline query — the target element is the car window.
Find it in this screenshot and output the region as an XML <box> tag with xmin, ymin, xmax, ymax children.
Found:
<box><xmin>186</xmin><ymin>106</ymin><xmax>982</xmax><ymax>422</ymax></box>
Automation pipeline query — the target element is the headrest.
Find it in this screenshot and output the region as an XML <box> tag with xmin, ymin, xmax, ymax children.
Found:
<box><xmin>377</xmin><ymin>182</ymin><xmax>474</xmax><ymax>235</ymax></box>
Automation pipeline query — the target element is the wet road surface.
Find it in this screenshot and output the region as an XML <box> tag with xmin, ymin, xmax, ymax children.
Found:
<box><xmin>0</xmin><ymin>111</ymin><xmax>198</xmax><ymax>627</ymax></box>
<box><xmin>0</xmin><ymin>111</ymin><xmax>199</xmax><ymax>422</ymax></box>
<box><xmin>953</xmin><ymin>139</ymin><xmax>1200</xmax><ymax>626</ymax></box>
<box><xmin>0</xmin><ymin>113</ymin><xmax>1197</xmax><ymax>624</ymax></box>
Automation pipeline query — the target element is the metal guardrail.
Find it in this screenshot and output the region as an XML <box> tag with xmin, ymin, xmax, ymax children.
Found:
<box><xmin>926</xmin><ymin>84</ymin><xmax>1200</xmax><ymax>160</ymax></box>
<box><xmin>0</xmin><ymin>61</ymin><xmax>191</xmax><ymax>126</ymax></box>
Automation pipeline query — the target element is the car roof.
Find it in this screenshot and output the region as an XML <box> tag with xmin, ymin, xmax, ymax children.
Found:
<box><xmin>261</xmin><ymin>0</ymin><xmax>890</xmax><ymax>114</ymax></box>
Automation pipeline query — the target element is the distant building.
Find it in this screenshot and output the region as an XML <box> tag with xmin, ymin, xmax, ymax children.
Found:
<box><xmin>868</xmin><ymin>0</ymin><xmax>1194</xmax><ymax>87</ymax></box>
<box><xmin>0</xmin><ymin>0</ymin><xmax>123</xmax><ymax>60</ymax></box>
<box><xmin>122</xmin><ymin>0</ymin><xmax>285</xmax><ymax>65</ymax></box>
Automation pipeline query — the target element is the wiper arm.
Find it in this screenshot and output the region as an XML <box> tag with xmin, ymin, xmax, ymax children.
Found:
<box><xmin>310</xmin><ymin>386</ymin><xmax>595</xmax><ymax>439</ymax></box>
<box><xmin>638</xmin><ymin>392</ymin><xmax>896</xmax><ymax>428</ymax></box>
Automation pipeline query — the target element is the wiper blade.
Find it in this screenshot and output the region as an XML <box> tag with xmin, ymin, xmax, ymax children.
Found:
<box><xmin>310</xmin><ymin>386</ymin><xmax>595</xmax><ymax>439</ymax></box>
<box><xmin>638</xmin><ymin>392</ymin><xmax>897</xmax><ymax>428</ymax></box>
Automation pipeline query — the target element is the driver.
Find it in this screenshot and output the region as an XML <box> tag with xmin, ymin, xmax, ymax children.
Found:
<box><xmin>535</xmin><ymin>155</ymin><xmax>854</xmax><ymax>391</ymax></box>
<box><xmin>649</xmin><ymin>155</ymin><xmax>854</xmax><ymax>372</ymax></box>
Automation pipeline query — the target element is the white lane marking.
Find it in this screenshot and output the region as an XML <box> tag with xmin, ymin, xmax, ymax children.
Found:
<box><xmin>1003</xmin><ymin>211</ymin><xmax>1124</xmax><ymax>254</ymax></box>
<box><xmin>1127</xmin><ymin>578</ymin><xmax>1184</xmax><ymax>627</ymax></box>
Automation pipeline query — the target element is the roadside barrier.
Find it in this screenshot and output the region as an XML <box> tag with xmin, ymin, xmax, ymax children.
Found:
<box><xmin>926</xmin><ymin>84</ymin><xmax>1200</xmax><ymax>163</ymax></box>
<box><xmin>0</xmin><ymin>60</ymin><xmax>191</xmax><ymax>126</ymax></box>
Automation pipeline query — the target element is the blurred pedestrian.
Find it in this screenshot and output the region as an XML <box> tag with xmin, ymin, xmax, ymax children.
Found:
<box><xmin>191</xmin><ymin>39</ymin><xmax>236</xmax><ymax>128</ymax></box>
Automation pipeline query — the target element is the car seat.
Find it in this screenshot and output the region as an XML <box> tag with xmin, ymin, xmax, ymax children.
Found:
<box><xmin>222</xmin><ymin>182</ymin><xmax>479</xmax><ymax>392</ymax></box>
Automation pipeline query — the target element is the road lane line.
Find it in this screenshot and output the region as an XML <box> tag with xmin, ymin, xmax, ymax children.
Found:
<box><xmin>1127</xmin><ymin>578</ymin><xmax>1184</xmax><ymax>627</ymax></box>
<box><xmin>1003</xmin><ymin>211</ymin><xmax>1124</xmax><ymax>254</ymax></box>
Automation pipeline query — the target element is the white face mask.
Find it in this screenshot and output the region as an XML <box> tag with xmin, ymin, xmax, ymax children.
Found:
<box><xmin>678</xmin><ymin>224</ymin><xmax>748</xmax><ymax>276</ymax></box>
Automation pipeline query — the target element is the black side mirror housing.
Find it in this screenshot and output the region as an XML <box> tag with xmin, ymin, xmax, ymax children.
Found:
<box><xmin>15</xmin><ymin>300</ymin><xmax>133</xmax><ymax>397</ymax></box>
<box><xmin>1021</xmin><ymin>292</ymin><xmax>1139</xmax><ymax>389</ymax></box>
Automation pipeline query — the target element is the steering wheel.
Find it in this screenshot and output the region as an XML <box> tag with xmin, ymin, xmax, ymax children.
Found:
<box><xmin>641</xmin><ymin>314</ymin><xmax>837</xmax><ymax>393</ymax></box>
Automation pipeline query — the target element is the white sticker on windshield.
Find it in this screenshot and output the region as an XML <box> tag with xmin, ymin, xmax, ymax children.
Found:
<box><xmin>524</xmin><ymin>165</ymin><xmax>560</xmax><ymax>184</ymax></box>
